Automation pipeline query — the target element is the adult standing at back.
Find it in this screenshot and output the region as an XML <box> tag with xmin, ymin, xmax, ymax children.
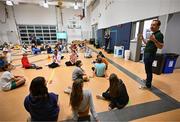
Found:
<box><xmin>140</xmin><ymin>20</ymin><xmax>164</xmax><ymax>89</ymax></box>
<box><xmin>104</xmin><ymin>31</ymin><xmax>110</xmax><ymax>51</ymax></box>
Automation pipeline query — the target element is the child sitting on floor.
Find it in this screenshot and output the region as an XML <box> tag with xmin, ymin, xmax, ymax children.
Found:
<box><xmin>92</xmin><ymin>58</ymin><xmax>108</xmax><ymax>78</ymax></box>
<box><xmin>96</xmin><ymin>73</ymin><xmax>129</xmax><ymax>110</ymax></box>
<box><xmin>21</xmin><ymin>53</ymin><xmax>42</xmax><ymax>69</ymax></box>
<box><xmin>24</xmin><ymin>76</ymin><xmax>59</xmax><ymax>121</ymax></box>
<box><xmin>2</xmin><ymin>48</ymin><xmax>12</xmax><ymax>64</ymax></box>
<box><xmin>22</xmin><ymin>45</ymin><xmax>31</xmax><ymax>54</ymax></box>
<box><xmin>46</xmin><ymin>45</ymin><xmax>53</xmax><ymax>54</ymax></box>
<box><xmin>84</xmin><ymin>47</ymin><xmax>92</xmax><ymax>58</ymax></box>
<box><xmin>31</xmin><ymin>44</ymin><xmax>41</xmax><ymax>55</ymax></box>
<box><xmin>65</xmin><ymin>50</ymin><xmax>78</xmax><ymax>66</ymax></box>
<box><xmin>70</xmin><ymin>79</ymin><xmax>99</xmax><ymax>122</ymax></box>
<box><xmin>64</xmin><ymin>60</ymin><xmax>89</xmax><ymax>94</ymax></box>
<box><xmin>47</xmin><ymin>50</ymin><xmax>64</xmax><ymax>68</ymax></box>
<box><xmin>0</xmin><ymin>63</ymin><xmax>26</xmax><ymax>91</ymax></box>
<box><xmin>0</xmin><ymin>54</ymin><xmax>7</xmax><ymax>71</ymax></box>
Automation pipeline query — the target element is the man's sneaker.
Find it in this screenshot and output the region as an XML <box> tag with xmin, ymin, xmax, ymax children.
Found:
<box><xmin>139</xmin><ymin>85</ymin><xmax>148</xmax><ymax>89</ymax></box>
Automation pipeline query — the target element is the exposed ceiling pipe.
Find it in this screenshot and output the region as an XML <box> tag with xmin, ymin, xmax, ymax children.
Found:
<box><xmin>58</xmin><ymin>0</ymin><xmax>64</xmax><ymax>29</ymax></box>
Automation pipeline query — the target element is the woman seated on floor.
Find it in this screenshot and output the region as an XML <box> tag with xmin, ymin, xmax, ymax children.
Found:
<box><xmin>92</xmin><ymin>58</ymin><xmax>108</xmax><ymax>78</ymax></box>
<box><xmin>96</xmin><ymin>73</ymin><xmax>129</xmax><ymax>110</ymax></box>
<box><xmin>24</xmin><ymin>76</ymin><xmax>59</xmax><ymax>121</ymax></box>
<box><xmin>65</xmin><ymin>50</ymin><xmax>78</xmax><ymax>66</ymax></box>
<box><xmin>70</xmin><ymin>79</ymin><xmax>99</xmax><ymax>122</ymax></box>
<box><xmin>21</xmin><ymin>53</ymin><xmax>42</xmax><ymax>70</ymax></box>
<box><xmin>0</xmin><ymin>63</ymin><xmax>26</xmax><ymax>91</ymax></box>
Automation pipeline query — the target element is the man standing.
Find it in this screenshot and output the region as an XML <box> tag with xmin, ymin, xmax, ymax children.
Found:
<box><xmin>140</xmin><ymin>20</ymin><xmax>164</xmax><ymax>89</ymax></box>
<box><xmin>104</xmin><ymin>31</ymin><xmax>110</xmax><ymax>51</ymax></box>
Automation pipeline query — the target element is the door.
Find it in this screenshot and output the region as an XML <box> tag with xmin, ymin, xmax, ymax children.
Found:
<box><xmin>109</xmin><ymin>30</ymin><xmax>117</xmax><ymax>52</ymax></box>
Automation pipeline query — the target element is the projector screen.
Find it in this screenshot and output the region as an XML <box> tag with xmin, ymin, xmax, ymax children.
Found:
<box><xmin>56</xmin><ymin>32</ymin><xmax>67</xmax><ymax>39</ymax></box>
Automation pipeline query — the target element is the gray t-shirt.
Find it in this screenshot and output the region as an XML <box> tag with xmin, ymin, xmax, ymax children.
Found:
<box><xmin>72</xmin><ymin>67</ymin><xmax>84</xmax><ymax>81</ymax></box>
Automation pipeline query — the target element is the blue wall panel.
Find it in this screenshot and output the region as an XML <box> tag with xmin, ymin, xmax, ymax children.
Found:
<box><xmin>108</xmin><ymin>22</ymin><xmax>132</xmax><ymax>52</ymax></box>
<box><xmin>97</xmin><ymin>29</ymin><xmax>104</xmax><ymax>47</ymax></box>
<box><xmin>96</xmin><ymin>22</ymin><xmax>132</xmax><ymax>52</ymax></box>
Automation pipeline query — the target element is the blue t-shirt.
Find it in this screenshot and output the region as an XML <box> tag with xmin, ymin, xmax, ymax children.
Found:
<box><xmin>95</xmin><ymin>63</ymin><xmax>106</xmax><ymax>77</ymax></box>
<box><xmin>24</xmin><ymin>92</ymin><xmax>59</xmax><ymax>121</ymax></box>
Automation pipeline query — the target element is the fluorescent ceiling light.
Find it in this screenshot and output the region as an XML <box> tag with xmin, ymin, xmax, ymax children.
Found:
<box><xmin>43</xmin><ymin>3</ymin><xmax>49</xmax><ymax>8</ymax></box>
<box><xmin>74</xmin><ymin>1</ymin><xmax>79</xmax><ymax>10</ymax></box>
<box><xmin>6</xmin><ymin>0</ymin><xmax>13</xmax><ymax>6</ymax></box>
<box><xmin>43</xmin><ymin>0</ymin><xmax>49</xmax><ymax>8</ymax></box>
<box><xmin>74</xmin><ymin>5</ymin><xmax>79</xmax><ymax>9</ymax></box>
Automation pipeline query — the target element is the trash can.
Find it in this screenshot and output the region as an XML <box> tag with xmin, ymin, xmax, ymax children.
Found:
<box><xmin>114</xmin><ymin>46</ymin><xmax>124</xmax><ymax>58</ymax></box>
<box><xmin>124</xmin><ymin>50</ymin><xmax>130</xmax><ymax>60</ymax></box>
<box><xmin>89</xmin><ymin>38</ymin><xmax>95</xmax><ymax>45</ymax></box>
<box><xmin>163</xmin><ymin>53</ymin><xmax>179</xmax><ymax>74</ymax></box>
<box><xmin>152</xmin><ymin>54</ymin><xmax>165</xmax><ymax>75</ymax></box>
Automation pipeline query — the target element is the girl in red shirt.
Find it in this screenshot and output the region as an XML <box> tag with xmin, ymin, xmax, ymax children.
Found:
<box><xmin>21</xmin><ymin>53</ymin><xmax>42</xmax><ymax>69</ymax></box>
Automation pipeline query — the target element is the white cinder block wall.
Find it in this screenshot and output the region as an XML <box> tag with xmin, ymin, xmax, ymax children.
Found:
<box><xmin>90</xmin><ymin>0</ymin><xmax>180</xmax><ymax>29</ymax></box>
<box><xmin>14</xmin><ymin>4</ymin><xmax>57</xmax><ymax>25</ymax></box>
<box><xmin>0</xmin><ymin>3</ymin><xmax>19</xmax><ymax>44</ymax></box>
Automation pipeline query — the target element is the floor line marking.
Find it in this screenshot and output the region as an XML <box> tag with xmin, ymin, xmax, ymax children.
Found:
<box><xmin>48</xmin><ymin>69</ymin><xmax>55</xmax><ymax>84</ymax></box>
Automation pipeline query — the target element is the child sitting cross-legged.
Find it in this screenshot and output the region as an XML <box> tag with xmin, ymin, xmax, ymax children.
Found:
<box><xmin>21</xmin><ymin>53</ymin><xmax>42</xmax><ymax>70</ymax></box>
<box><xmin>96</xmin><ymin>73</ymin><xmax>129</xmax><ymax>110</ymax></box>
<box><xmin>0</xmin><ymin>63</ymin><xmax>26</xmax><ymax>91</ymax></box>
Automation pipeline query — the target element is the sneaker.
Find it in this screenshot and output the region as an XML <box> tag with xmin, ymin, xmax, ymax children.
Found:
<box><xmin>139</xmin><ymin>85</ymin><xmax>148</xmax><ymax>89</ymax></box>
<box><xmin>64</xmin><ymin>88</ymin><xmax>72</xmax><ymax>94</ymax></box>
<box><xmin>108</xmin><ymin>103</ymin><xmax>116</xmax><ymax>110</ymax></box>
<box><xmin>96</xmin><ymin>94</ymin><xmax>105</xmax><ymax>100</ymax></box>
<box><xmin>36</xmin><ymin>67</ymin><xmax>43</xmax><ymax>70</ymax></box>
<box><xmin>108</xmin><ymin>106</ymin><xmax>113</xmax><ymax>111</ymax></box>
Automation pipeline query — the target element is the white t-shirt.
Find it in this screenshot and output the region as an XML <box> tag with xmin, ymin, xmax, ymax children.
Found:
<box><xmin>57</xmin><ymin>51</ymin><xmax>62</xmax><ymax>62</ymax></box>
<box><xmin>84</xmin><ymin>49</ymin><xmax>92</xmax><ymax>57</ymax></box>
<box><xmin>52</xmin><ymin>52</ymin><xmax>61</xmax><ymax>64</ymax></box>
<box><xmin>0</xmin><ymin>71</ymin><xmax>14</xmax><ymax>91</ymax></box>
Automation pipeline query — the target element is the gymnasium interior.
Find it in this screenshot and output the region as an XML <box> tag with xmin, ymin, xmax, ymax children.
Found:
<box><xmin>0</xmin><ymin>0</ymin><xmax>180</xmax><ymax>121</ymax></box>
